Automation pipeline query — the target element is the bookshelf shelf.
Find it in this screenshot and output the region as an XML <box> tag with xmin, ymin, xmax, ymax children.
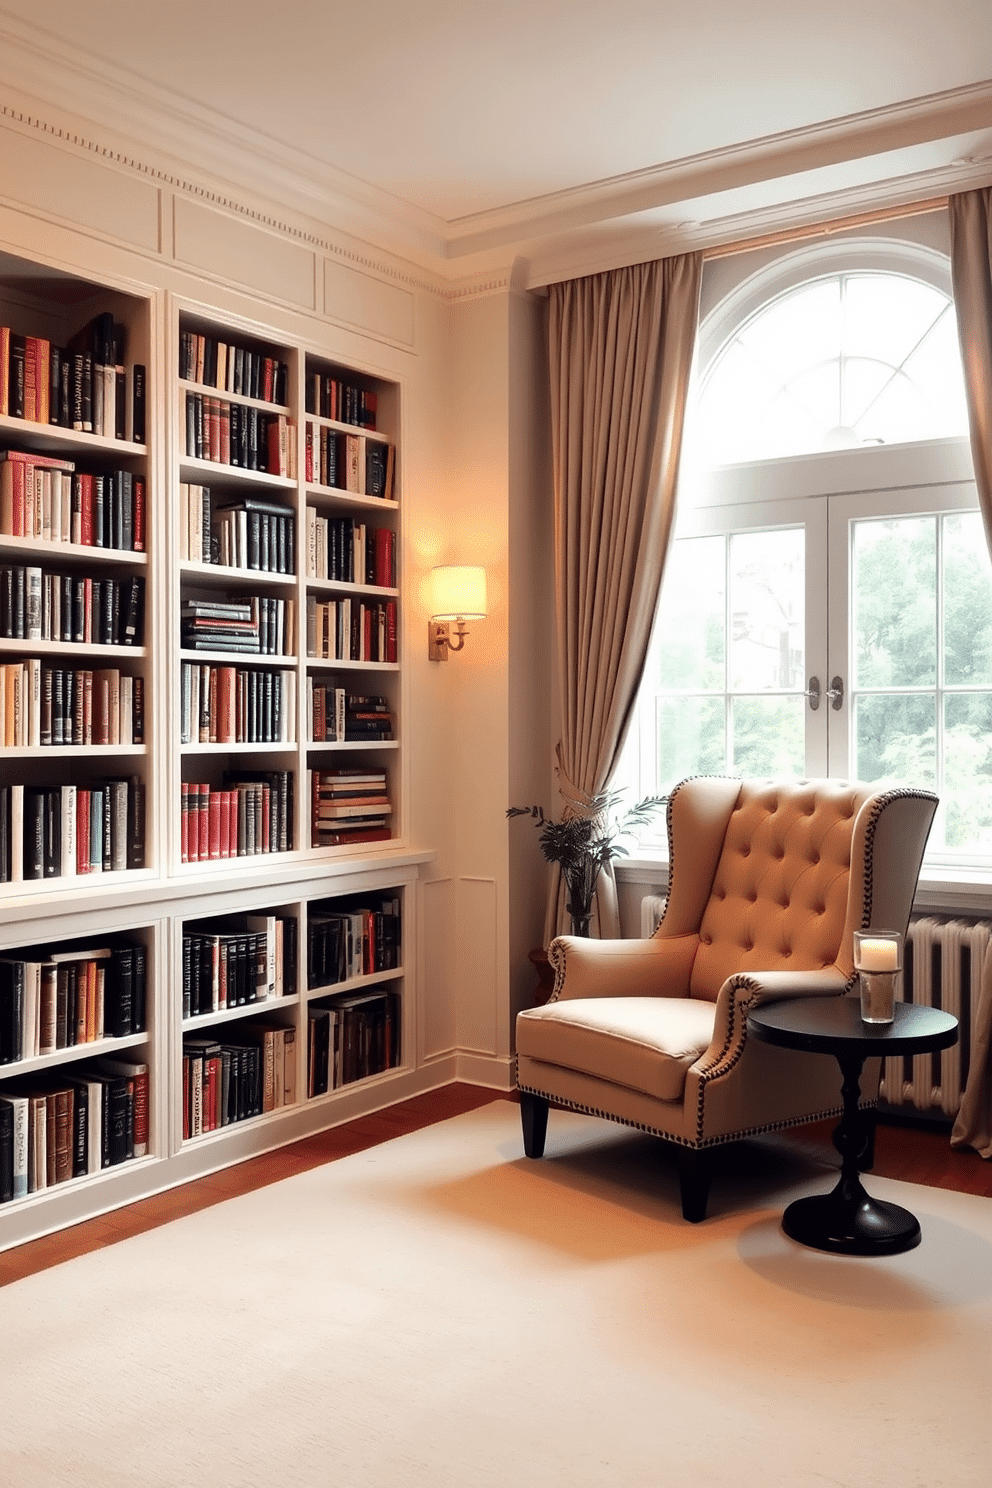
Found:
<box><xmin>180</xmin><ymin>456</ymin><xmax>296</xmax><ymax>490</ymax></box>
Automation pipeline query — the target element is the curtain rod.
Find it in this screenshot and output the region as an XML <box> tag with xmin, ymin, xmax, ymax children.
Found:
<box><xmin>701</xmin><ymin>196</ymin><xmax>950</xmax><ymax>262</ymax></box>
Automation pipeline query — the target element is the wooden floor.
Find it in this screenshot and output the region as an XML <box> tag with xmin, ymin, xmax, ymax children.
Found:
<box><xmin>1</xmin><ymin>1085</ymin><xmax>989</xmax><ymax>1288</ymax></box>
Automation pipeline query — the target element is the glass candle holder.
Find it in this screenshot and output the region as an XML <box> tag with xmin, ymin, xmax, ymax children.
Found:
<box><xmin>853</xmin><ymin>929</ymin><xmax>903</xmax><ymax>1024</ymax></box>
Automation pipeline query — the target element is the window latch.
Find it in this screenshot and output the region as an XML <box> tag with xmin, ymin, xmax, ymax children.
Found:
<box><xmin>826</xmin><ymin>676</ymin><xmax>845</xmax><ymax>710</ymax></box>
<box><xmin>806</xmin><ymin>677</ymin><xmax>821</xmax><ymax>711</ymax></box>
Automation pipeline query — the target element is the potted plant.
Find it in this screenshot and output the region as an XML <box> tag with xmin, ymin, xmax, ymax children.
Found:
<box><xmin>508</xmin><ymin>791</ymin><xmax>666</xmax><ymax>937</ymax></box>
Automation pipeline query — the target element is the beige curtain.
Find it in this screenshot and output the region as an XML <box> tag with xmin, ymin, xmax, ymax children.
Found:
<box><xmin>949</xmin><ymin>188</ymin><xmax>992</xmax><ymax>1156</ymax></box>
<box><xmin>546</xmin><ymin>253</ymin><xmax>701</xmax><ymax>939</ymax></box>
<box><xmin>949</xmin><ymin>189</ymin><xmax>992</xmax><ymax>556</ymax></box>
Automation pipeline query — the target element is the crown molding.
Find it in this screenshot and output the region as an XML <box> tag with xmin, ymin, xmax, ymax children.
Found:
<box><xmin>0</xmin><ymin>11</ymin><xmax>449</xmax><ymax>269</ymax></box>
<box><xmin>442</xmin><ymin>77</ymin><xmax>992</xmax><ymax>261</ymax></box>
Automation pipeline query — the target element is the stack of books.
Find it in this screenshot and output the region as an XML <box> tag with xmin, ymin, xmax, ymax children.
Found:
<box><xmin>310</xmin><ymin>768</ymin><xmax>391</xmax><ymax>847</ymax></box>
<box><xmin>181</xmin><ymin>598</ymin><xmax>259</xmax><ymax>653</ymax></box>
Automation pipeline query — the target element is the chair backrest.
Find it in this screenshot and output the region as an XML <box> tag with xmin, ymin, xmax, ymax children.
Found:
<box><xmin>658</xmin><ymin>777</ymin><xmax>937</xmax><ymax>1003</ymax></box>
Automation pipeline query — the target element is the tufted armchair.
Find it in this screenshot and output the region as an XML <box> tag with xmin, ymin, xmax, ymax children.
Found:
<box><xmin>516</xmin><ymin>776</ymin><xmax>937</xmax><ymax>1221</ymax></box>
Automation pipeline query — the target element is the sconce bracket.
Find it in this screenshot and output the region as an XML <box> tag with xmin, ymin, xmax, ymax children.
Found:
<box><xmin>428</xmin><ymin>620</ymin><xmax>451</xmax><ymax>662</ymax></box>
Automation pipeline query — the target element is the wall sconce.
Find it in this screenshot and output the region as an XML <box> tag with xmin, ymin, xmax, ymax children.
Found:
<box><xmin>427</xmin><ymin>565</ymin><xmax>487</xmax><ymax>661</ymax></box>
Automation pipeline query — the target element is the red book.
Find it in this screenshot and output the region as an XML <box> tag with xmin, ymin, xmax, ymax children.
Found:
<box><xmin>76</xmin><ymin>789</ymin><xmax>91</xmax><ymax>872</ymax></box>
<box><xmin>261</xmin><ymin>784</ymin><xmax>271</xmax><ymax>853</ymax></box>
<box><xmin>78</xmin><ymin>473</ymin><xmax>95</xmax><ymax>545</ymax></box>
<box><xmin>208</xmin><ymin>789</ymin><xmax>221</xmax><ymax>859</ymax></box>
<box><xmin>385</xmin><ymin>600</ymin><xmax>397</xmax><ymax>663</ymax></box>
<box><xmin>0</xmin><ymin>325</ymin><xmax>9</xmax><ymax>414</ymax></box>
<box><xmin>305</xmin><ymin>423</ymin><xmax>314</xmax><ymax>483</ymax></box>
<box><xmin>23</xmin><ymin>336</ymin><xmax>39</xmax><ymax>421</ymax></box>
<box><xmin>218</xmin><ymin>788</ymin><xmax>232</xmax><ymax>859</ymax></box>
<box><xmin>188</xmin><ymin>783</ymin><xmax>200</xmax><ymax>863</ymax></box>
<box><xmin>132</xmin><ymin>477</ymin><xmax>145</xmax><ymax>551</ymax></box>
<box><xmin>197</xmin><ymin>786</ymin><xmax>209</xmax><ymax>859</ymax></box>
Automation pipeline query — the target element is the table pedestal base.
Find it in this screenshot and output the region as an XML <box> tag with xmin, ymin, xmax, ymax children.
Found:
<box><xmin>783</xmin><ymin>1183</ymin><xmax>922</xmax><ymax>1256</ymax></box>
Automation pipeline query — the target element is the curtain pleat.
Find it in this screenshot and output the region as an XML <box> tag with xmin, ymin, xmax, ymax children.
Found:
<box><xmin>948</xmin><ymin>188</ymin><xmax>992</xmax><ymax>1156</ymax></box>
<box><xmin>546</xmin><ymin>253</ymin><xmax>701</xmax><ymax>938</ymax></box>
<box><xmin>949</xmin><ymin>189</ymin><xmax>992</xmax><ymax>552</ymax></box>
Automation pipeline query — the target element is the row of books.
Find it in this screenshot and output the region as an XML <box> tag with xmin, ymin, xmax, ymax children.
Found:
<box><xmin>307</xmin><ymin>987</ymin><xmax>400</xmax><ymax>1096</ymax></box>
<box><xmin>183</xmin><ymin>1023</ymin><xmax>295</xmax><ymax>1138</ymax></box>
<box><xmin>1</xmin><ymin>566</ymin><xmax>144</xmax><ymax>649</ymax></box>
<box><xmin>0</xmin><ymin>777</ymin><xmax>145</xmax><ymax>882</ymax></box>
<box><xmin>305</xmin><ymin>511</ymin><xmax>396</xmax><ymax>587</ymax></box>
<box><xmin>307</xmin><ymin>684</ymin><xmax>394</xmax><ymax>743</ymax></box>
<box><xmin>179</xmin><ymin>772</ymin><xmax>293</xmax><ymax>862</ymax></box>
<box><xmin>184</xmin><ymin>395</ymin><xmax>296</xmax><ymax>476</ymax></box>
<box><xmin>179</xmin><ymin>662</ymin><xmax>297</xmax><ymax>745</ymax></box>
<box><xmin>0</xmin><ymin>942</ymin><xmax>147</xmax><ymax>1063</ymax></box>
<box><xmin>179</xmin><ymin>332</ymin><xmax>289</xmax><ymax>407</ymax></box>
<box><xmin>0</xmin><ymin>449</ymin><xmax>146</xmax><ymax>549</ymax></box>
<box><xmin>0</xmin><ymin>1057</ymin><xmax>149</xmax><ymax>1202</ymax></box>
<box><xmin>2</xmin><ymin>661</ymin><xmax>144</xmax><ymax>747</ymax></box>
<box><xmin>305</xmin><ymin>425</ymin><xmax>393</xmax><ymax>500</ymax></box>
<box><xmin>307</xmin><ymin>895</ymin><xmax>401</xmax><ymax>988</ymax></box>
<box><xmin>304</xmin><ymin>373</ymin><xmax>378</xmax><ymax>429</ymax></box>
<box><xmin>305</xmin><ymin>595</ymin><xmax>397</xmax><ymax>664</ymax></box>
<box><xmin>310</xmin><ymin>768</ymin><xmax>392</xmax><ymax>848</ymax></box>
<box><xmin>1</xmin><ymin>313</ymin><xmax>145</xmax><ymax>442</ymax></box>
<box><xmin>180</xmin><ymin>485</ymin><xmax>296</xmax><ymax>574</ymax></box>
<box><xmin>183</xmin><ymin>913</ymin><xmax>297</xmax><ymax>1016</ymax></box>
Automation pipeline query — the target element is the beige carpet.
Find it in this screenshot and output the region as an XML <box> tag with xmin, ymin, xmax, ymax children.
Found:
<box><xmin>1</xmin><ymin>1103</ymin><xmax>990</xmax><ymax>1488</ymax></box>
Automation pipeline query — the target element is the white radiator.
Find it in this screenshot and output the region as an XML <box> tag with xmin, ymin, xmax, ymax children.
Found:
<box><xmin>640</xmin><ymin>893</ymin><xmax>667</xmax><ymax>937</ymax></box>
<box><xmin>879</xmin><ymin>916</ymin><xmax>991</xmax><ymax>1120</ymax></box>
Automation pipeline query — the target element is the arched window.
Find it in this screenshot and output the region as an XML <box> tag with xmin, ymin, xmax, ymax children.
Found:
<box><xmin>687</xmin><ymin>240</ymin><xmax>970</xmax><ymax>467</ymax></box>
<box><xmin>617</xmin><ymin>232</ymin><xmax>991</xmax><ymax>869</ymax></box>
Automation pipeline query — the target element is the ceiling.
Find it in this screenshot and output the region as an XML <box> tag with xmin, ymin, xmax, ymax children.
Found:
<box><xmin>2</xmin><ymin>2</ymin><xmax>992</xmax><ymax>285</ymax></box>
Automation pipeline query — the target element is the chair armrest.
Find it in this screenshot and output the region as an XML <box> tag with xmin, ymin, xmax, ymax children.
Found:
<box><xmin>547</xmin><ymin>933</ymin><xmax>698</xmax><ymax>1002</ymax></box>
<box><xmin>690</xmin><ymin>966</ymin><xmax>851</xmax><ymax>1082</ymax></box>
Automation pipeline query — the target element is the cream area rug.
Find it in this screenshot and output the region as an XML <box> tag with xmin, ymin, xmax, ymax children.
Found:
<box><xmin>1</xmin><ymin>1102</ymin><xmax>990</xmax><ymax>1488</ymax></box>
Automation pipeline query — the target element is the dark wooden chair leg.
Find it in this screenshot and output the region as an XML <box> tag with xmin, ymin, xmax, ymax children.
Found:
<box><xmin>520</xmin><ymin>1092</ymin><xmax>550</xmax><ymax>1158</ymax></box>
<box><xmin>677</xmin><ymin>1148</ymin><xmax>714</xmax><ymax>1223</ymax></box>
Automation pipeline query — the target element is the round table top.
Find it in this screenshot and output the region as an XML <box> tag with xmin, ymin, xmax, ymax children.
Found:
<box><xmin>748</xmin><ymin>996</ymin><xmax>958</xmax><ymax>1057</ymax></box>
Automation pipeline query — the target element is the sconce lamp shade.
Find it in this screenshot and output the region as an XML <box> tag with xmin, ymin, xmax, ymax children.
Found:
<box><xmin>427</xmin><ymin>565</ymin><xmax>488</xmax><ymax>620</ymax></box>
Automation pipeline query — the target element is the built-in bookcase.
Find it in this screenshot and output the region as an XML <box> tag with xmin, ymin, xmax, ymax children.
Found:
<box><xmin>0</xmin><ymin>265</ymin><xmax>421</xmax><ymax>1253</ymax></box>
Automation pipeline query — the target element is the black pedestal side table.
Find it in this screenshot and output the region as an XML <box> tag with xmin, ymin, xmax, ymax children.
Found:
<box><xmin>748</xmin><ymin>997</ymin><xmax>958</xmax><ymax>1256</ymax></box>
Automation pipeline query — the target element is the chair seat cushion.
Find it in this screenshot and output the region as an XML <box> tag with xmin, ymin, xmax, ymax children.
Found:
<box><xmin>517</xmin><ymin>997</ymin><xmax>717</xmax><ymax>1102</ymax></box>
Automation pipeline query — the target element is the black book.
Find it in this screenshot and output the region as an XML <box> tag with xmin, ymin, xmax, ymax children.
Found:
<box><xmin>0</xmin><ymin>959</ymin><xmax>24</xmax><ymax>1064</ymax></box>
<box><xmin>132</xmin><ymin>942</ymin><xmax>147</xmax><ymax>1033</ymax></box>
<box><xmin>131</xmin><ymin>364</ymin><xmax>146</xmax><ymax>444</ymax></box>
<box><xmin>9</xmin><ymin>335</ymin><xmax>25</xmax><ymax>419</ymax></box>
<box><xmin>49</xmin><ymin>345</ymin><xmax>62</xmax><ymax>426</ymax></box>
<box><xmin>24</xmin><ymin>789</ymin><xmax>45</xmax><ymax>880</ymax></box>
<box><xmin>70</xmin><ymin>1080</ymin><xmax>88</xmax><ymax>1178</ymax></box>
<box><xmin>99</xmin><ymin>1073</ymin><xmax>130</xmax><ymax>1167</ymax></box>
<box><xmin>121</xmin><ymin>575</ymin><xmax>143</xmax><ymax>646</ymax></box>
<box><xmin>127</xmin><ymin>776</ymin><xmax>145</xmax><ymax>871</ymax></box>
<box><xmin>115</xmin><ymin>367</ymin><xmax>126</xmax><ymax>441</ymax></box>
<box><xmin>106</xmin><ymin>947</ymin><xmax>134</xmax><ymax>1038</ymax></box>
<box><xmin>43</xmin><ymin>787</ymin><xmax>61</xmax><ymax>878</ymax></box>
<box><xmin>58</xmin><ymin>351</ymin><xmax>72</xmax><ymax>428</ymax></box>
